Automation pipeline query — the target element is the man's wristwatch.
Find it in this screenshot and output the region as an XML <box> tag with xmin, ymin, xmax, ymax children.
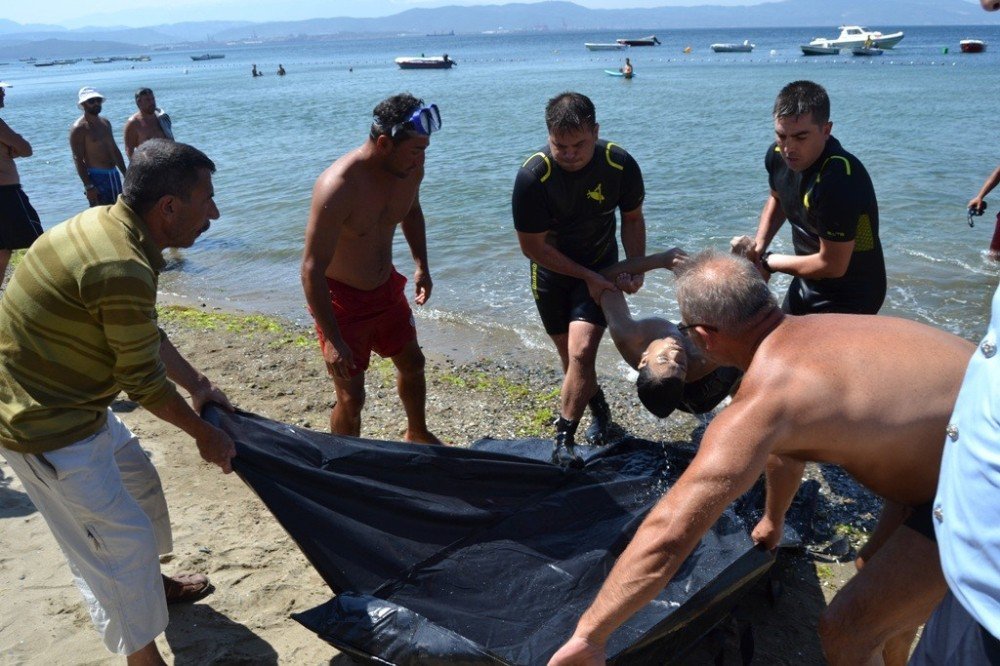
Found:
<box><xmin>759</xmin><ymin>251</ymin><xmax>774</xmax><ymax>273</ymax></box>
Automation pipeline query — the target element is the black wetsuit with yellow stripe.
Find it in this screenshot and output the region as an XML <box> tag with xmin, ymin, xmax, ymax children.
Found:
<box><xmin>512</xmin><ymin>140</ymin><xmax>644</xmax><ymax>334</ymax></box>
<box><xmin>766</xmin><ymin>136</ymin><xmax>885</xmax><ymax>315</ymax></box>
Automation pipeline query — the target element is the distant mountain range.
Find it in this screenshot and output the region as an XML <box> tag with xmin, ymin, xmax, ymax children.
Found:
<box><xmin>0</xmin><ymin>0</ymin><xmax>996</xmax><ymax>58</ymax></box>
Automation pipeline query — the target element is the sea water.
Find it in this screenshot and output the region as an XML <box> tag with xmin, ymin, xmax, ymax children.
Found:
<box><xmin>3</xmin><ymin>25</ymin><xmax>999</xmax><ymax>368</ymax></box>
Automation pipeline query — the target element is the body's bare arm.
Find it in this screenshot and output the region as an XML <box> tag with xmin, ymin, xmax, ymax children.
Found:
<box><xmin>400</xmin><ymin>192</ymin><xmax>432</xmax><ymax>305</ymax></box>
<box><xmin>517</xmin><ymin>230</ymin><xmax>615</xmax><ymax>302</ymax></box>
<box><xmin>107</xmin><ymin>120</ymin><xmax>126</xmax><ymax>175</ymax></box>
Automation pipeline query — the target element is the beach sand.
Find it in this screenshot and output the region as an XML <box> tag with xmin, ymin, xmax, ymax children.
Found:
<box><xmin>0</xmin><ymin>303</ymin><xmax>868</xmax><ymax>664</ymax></box>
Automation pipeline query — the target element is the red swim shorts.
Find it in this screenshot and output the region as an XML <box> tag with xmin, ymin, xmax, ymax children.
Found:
<box><xmin>314</xmin><ymin>269</ymin><xmax>416</xmax><ymax>377</ymax></box>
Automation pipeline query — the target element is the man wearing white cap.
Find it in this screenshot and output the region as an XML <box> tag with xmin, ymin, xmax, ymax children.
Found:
<box><xmin>0</xmin><ymin>81</ymin><xmax>42</xmax><ymax>285</ymax></box>
<box><xmin>70</xmin><ymin>86</ymin><xmax>127</xmax><ymax>207</ymax></box>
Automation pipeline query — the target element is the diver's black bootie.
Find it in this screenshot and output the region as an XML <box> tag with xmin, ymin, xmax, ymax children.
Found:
<box><xmin>584</xmin><ymin>388</ymin><xmax>612</xmax><ymax>446</ymax></box>
<box><xmin>552</xmin><ymin>417</ymin><xmax>583</xmax><ymax>468</ymax></box>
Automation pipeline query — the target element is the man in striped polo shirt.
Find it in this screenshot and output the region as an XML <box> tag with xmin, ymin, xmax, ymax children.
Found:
<box><xmin>0</xmin><ymin>139</ymin><xmax>236</xmax><ymax>664</ymax></box>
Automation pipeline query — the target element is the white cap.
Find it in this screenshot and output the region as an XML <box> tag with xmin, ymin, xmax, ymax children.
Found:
<box><xmin>77</xmin><ymin>86</ymin><xmax>104</xmax><ymax>107</ymax></box>
<box><xmin>0</xmin><ymin>82</ymin><xmax>12</xmax><ymax>88</ymax></box>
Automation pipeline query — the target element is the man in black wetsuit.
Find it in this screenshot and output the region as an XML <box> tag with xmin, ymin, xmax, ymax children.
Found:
<box><xmin>746</xmin><ymin>80</ymin><xmax>885</xmax><ymax>315</ymax></box>
<box><xmin>512</xmin><ymin>92</ymin><xmax>646</xmax><ymax>460</ymax></box>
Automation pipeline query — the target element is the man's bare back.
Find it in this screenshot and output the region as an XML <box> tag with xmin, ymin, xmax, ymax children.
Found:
<box><xmin>726</xmin><ymin>313</ymin><xmax>973</xmax><ymax>505</ymax></box>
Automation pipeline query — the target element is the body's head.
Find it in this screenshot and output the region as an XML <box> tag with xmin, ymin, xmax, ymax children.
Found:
<box><xmin>134</xmin><ymin>87</ymin><xmax>156</xmax><ymax>115</ymax></box>
<box><xmin>636</xmin><ymin>334</ymin><xmax>688</xmax><ymax>418</ymax></box>
<box><xmin>545</xmin><ymin>92</ymin><xmax>598</xmax><ymax>173</ymax></box>
<box><xmin>772</xmin><ymin>80</ymin><xmax>831</xmax><ymax>172</ymax></box>
<box><xmin>675</xmin><ymin>250</ymin><xmax>777</xmax><ymax>362</ymax></box>
<box><xmin>121</xmin><ymin>139</ymin><xmax>218</xmax><ymax>249</ymax></box>
<box><xmin>982</xmin><ymin>0</ymin><xmax>998</xmax><ymax>10</ymax></box>
<box><xmin>78</xmin><ymin>86</ymin><xmax>104</xmax><ymax>115</ymax></box>
<box><xmin>369</xmin><ymin>93</ymin><xmax>439</xmax><ymax>178</ymax></box>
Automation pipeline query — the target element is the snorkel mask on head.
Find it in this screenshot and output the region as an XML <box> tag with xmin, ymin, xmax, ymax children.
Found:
<box><xmin>375</xmin><ymin>104</ymin><xmax>442</xmax><ymax>139</ymax></box>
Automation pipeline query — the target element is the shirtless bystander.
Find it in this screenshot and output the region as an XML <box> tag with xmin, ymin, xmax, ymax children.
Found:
<box><xmin>549</xmin><ymin>250</ymin><xmax>975</xmax><ymax>666</ymax></box>
<box><xmin>301</xmin><ymin>93</ymin><xmax>442</xmax><ymax>443</ymax></box>
<box><xmin>70</xmin><ymin>87</ymin><xmax>127</xmax><ymax>206</ymax></box>
<box><xmin>124</xmin><ymin>88</ymin><xmax>174</xmax><ymax>160</ymax></box>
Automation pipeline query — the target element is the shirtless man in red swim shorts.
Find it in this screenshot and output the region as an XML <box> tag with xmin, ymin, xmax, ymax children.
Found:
<box><xmin>301</xmin><ymin>93</ymin><xmax>441</xmax><ymax>444</ymax></box>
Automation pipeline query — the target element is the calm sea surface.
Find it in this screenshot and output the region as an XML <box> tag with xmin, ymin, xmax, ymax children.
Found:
<box><xmin>4</xmin><ymin>25</ymin><xmax>999</xmax><ymax>367</ymax></box>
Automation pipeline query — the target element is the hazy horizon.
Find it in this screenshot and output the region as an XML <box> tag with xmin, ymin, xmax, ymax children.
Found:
<box><xmin>8</xmin><ymin>0</ymin><xmax>800</xmax><ymax>30</ymax></box>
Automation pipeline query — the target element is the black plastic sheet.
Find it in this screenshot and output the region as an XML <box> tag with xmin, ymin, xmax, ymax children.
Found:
<box><xmin>205</xmin><ymin>406</ymin><xmax>775</xmax><ymax>664</ymax></box>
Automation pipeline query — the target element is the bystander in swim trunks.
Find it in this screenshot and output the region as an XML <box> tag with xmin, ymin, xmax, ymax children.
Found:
<box><xmin>0</xmin><ymin>184</ymin><xmax>42</xmax><ymax>251</ymax></box>
<box><xmin>312</xmin><ymin>269</ymin><xmax>415</xmax><ymax>377</ymax></box>
<box><xmin>88</xmin><ymin>167</ymin><xmax>123</xmax><ymax>205</ymax></box>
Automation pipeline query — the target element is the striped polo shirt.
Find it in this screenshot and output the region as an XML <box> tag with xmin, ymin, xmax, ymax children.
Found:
<box><xmin>0</xmin><ymin>200</ymin><xmax>179</xmax><ymax>453</ymax></box>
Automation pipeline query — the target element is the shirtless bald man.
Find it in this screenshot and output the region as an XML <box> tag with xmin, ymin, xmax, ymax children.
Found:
<box><xmin>124</xmin><ymin>88</ymin><xmax>174</xmax><ymax>160</ymax></box>
<box><xmin>301</xmin><ymin>93</ymin><xmax>441</xmax><ymax>444</ymax></box>
<box><xmin>549</xmin><ymin>250</ymin><xmax>974</xmax><ymax>666</ymax></box>
<box><xmin>70</xmin><ymin>87</ymin><xmax>127</xmax><ymax>206</ymax></box>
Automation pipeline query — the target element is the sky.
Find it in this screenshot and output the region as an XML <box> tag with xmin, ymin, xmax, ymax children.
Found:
<box><xmin>11</xmin><ymin>0</ymin><xmax>768</xmax><ymax>29</ymax></box>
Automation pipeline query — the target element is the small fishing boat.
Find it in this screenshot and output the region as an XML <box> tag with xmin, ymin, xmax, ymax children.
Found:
<box><xmin>800</xmin><ymin>44</ymin><xmax>841</xmax><ymax>56</ymax></box>
<box><xmin>960</xmin><ymin>39</ymin><xmax>986</xmax><ymax>53</ymax></box>
<box><xmin>394</xmin><ymin>55</ymin><xmax>456</xmax><ymax>69</ymax></box>
<box><xmin>91</xmin><ymin>57</ymin><xmax>112</xmax><ymax>64</ymax></box>
<box><xmin>711</xmin><ymin>40</ymin><xmax>754</xmax><ymax>53</ymax></box>
<box><xmin>585</xmin><ymin>42</ymin><xmax>626</xmax><ymax>51</ymax></box>
<box><xmin>190</xmin><ymin>53</ymin><xmax>225</xmax><ymax>61</ymax></box>
<box><xmin>616</xmin><ymin>35</ymin><xmax>660</xmax><ymax>47</ymax></box>
<box><xmin>851</xmin><ymin>45</ymin><xmax>883</xmax><ymax>56</ymax></box>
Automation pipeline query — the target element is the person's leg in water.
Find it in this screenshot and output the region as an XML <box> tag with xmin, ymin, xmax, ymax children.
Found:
<box><xmin>389</xmin><ymin>339</ymin><xmax>442</xmax><ymax>444</ymax></box>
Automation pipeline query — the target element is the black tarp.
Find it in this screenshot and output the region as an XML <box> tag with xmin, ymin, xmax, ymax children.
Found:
<box><xmin>206</xmin><ymin>406</ymin><xmax>776</xmax><ymax>665</ymax></box>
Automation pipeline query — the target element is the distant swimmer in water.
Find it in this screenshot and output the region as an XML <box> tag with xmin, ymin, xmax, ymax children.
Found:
<box><xmin>621</xmin><ymin>57</ymin><xmax>633</xmax><ymax>79</ymax></box>
<box><xmin>251</xmin><ymin>64</ymin><xmax>261</xmax><ymax>77</ymax></box>
<box><xmin>277</xmin><ymin>64</ymin><xmax>286</xmax><ymax>76</ymax></box>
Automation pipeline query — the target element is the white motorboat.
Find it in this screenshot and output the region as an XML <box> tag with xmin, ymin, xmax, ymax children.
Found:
<box><xmin>711</xmin><ymin>40</ymin><xmax>754</xmax><ymax>53</ymax></box>
<box><xmin>800</xmin><ymin>44</ymin><xmax>841</xmax><ymax>56</ymax></box>
<box><xmin>807</xmin><ymin>25</ymin><xmax>904</xmax><ymax>51</ymax></box>
<box><xmin>585</xmin><ymin>42</ymin><xmax>626</xmax><ymax>51</ymax></box>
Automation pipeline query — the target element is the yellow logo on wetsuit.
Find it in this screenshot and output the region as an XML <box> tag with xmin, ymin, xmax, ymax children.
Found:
<box><xmin>586</xmin><ymin>183</ymin><xmax>606</xmax><ymax>203</ymax></box>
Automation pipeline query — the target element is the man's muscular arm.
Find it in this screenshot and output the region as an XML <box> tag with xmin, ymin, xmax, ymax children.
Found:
<box><xmin>548</xmin><ymin>395</ymin><xmax>780</xmax><ymax>665</ymax></box>
<box><xmin>0</xmin><ymin>119</ymin><xmax>31</xmax><ymax>158</ymax></box>
<box><xmin>400</xmin><ymin>191</ymin><xmax>432</xmax><ymax>305</ymax></box>
<box><xmin>301</xmin><ymin>171</ymin><xmax>354</xmax><ymax>379</ymax></box>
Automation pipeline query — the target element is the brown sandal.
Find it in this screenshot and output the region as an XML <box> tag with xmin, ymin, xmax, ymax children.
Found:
<box><xmin>163</xmin><ymin>573</ymin><xmax>214</xmax><ymax>604</ymax></box>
